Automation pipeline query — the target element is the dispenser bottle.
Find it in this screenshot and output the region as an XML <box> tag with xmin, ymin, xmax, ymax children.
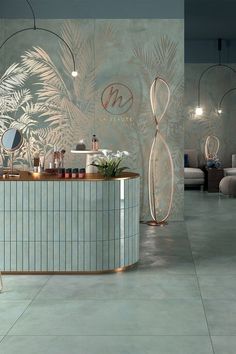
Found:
<box><xmin>91</xmin><ymin>134</ymin><xmax>99</xmax><ymax>151</ymax></box>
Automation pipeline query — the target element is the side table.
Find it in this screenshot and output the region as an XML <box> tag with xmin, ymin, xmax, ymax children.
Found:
<box><xmin>205</xmin><ymin>168</ymin><xmax>224</xmax><ymax>192</ymax></box>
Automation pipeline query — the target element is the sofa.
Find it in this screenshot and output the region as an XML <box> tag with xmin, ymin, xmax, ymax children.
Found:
<box><xmin>184</xmin><ymin>149</ymin><xmax>205</xmax><ymax>188</ymax></box>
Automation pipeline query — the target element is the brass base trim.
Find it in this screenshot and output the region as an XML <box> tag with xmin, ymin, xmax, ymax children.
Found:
<box><xmin>1</xmin><ymin>263</ymin><xmax>138</xmax><ymax>275</ymax></box>
<box><xmin>145</xmin><ymin>220</ymin><xmax>168</xmax><ymax>227</ymax></box>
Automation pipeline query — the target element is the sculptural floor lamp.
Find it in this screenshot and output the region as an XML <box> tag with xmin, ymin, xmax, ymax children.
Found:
<box><xmin>147</xmin><ymin>77</ymin><xmax>174</xmax><ymax>226</ymax></box>
<box><xmin>0</xmin><ymin>0</ymin><xmax>78</xmax><ymax>77</ymax></box>
<box><xmin>205</xmin><ymin>135</ymin><xmax>220</xmax><ymax>160</ymax></box>
<box><xmin>218</xmin><ymin>87</ymin><xmax>236</xmax><ymax>114</ymax></box>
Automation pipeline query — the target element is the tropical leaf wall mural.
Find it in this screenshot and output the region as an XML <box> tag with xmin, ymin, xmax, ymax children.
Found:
<box><xmin>0</xmin><ymin>19</ymin><xmax>184</xmax><ymax>220</ymax></box>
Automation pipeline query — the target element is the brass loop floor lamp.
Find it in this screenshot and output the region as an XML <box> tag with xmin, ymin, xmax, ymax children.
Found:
<box><xmin>147</xmin><ymin>77</ymin><xmax>174</xmax><ymax>226</ymax></box>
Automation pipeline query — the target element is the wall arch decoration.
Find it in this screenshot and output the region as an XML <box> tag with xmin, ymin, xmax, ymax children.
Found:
<box><xmin>147</xmin><ymin>77</ymin><xmax>174</xmax><ymax>226</ymax></box>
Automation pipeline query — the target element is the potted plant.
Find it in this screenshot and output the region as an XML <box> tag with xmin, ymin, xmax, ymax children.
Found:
<box><xmin>91</xmin><ymin>150</ymin><xmax>130</xmax><ymax>177</ymax></box>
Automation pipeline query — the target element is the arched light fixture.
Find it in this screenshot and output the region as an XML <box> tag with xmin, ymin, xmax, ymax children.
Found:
<box><xmin>218</xmin><ymin>87</ymin><xmax>236</xmax><ymax>114</ymax></box>
<box><xmin>195</xmin><ymin>38</ymin><xmax>236</xmax><ymax>115</ymax></box>
<box><xmin>0</xmin><ymin>0</ymin><xmax>78</xmax><ymax>78</ymax></box>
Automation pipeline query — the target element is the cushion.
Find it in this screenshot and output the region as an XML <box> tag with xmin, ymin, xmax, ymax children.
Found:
<box><xmin>184</xmin><ymin>167</ymin><xmax>204</xmax><ymax>179</ymax></box>
<box><xmin>184</xmin><ymin>154</ymin><xmax>189</xmax><ymax>168</ymax></box>
<box><xmin>220</xmin><ymin>176</ymin><xmax>236</xmax><ymax>196</ymax></box>
<box><xmin>224</xmin><ymin>168</ymin><xmax>236</xmax><ymax>176</ymax></box>
<box><xmin>184</xmin><ymin>149</ymin><xmax>198</xmax><ymax>168</ymax></box>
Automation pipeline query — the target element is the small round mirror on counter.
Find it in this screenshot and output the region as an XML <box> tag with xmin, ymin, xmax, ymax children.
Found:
<box><xmin>1</xmin><ymin>128</ymin><xmax>23</xmax><ymax>176</ymax></box>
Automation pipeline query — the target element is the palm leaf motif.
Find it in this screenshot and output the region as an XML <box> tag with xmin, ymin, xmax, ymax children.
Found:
<box><xmin>0</xmin><ymin>63</ymin><xmax>28</xmax><ymax>94</ymax></box>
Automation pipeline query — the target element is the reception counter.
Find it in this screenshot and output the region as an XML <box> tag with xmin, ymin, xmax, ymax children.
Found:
<box><xmin>0</xmin><ymin>172</ymin><xmax>140</xmax><ymax>273</ymax></box>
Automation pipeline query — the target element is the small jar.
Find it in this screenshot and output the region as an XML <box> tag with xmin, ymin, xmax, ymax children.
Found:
<box><xmin>72</xmin><ymin>168</ymin><xmax>78</xmax><ymax>179</ymax></box>
<box><xmin>65</xmin><ymin>168</ymin><xmax>72</xmax><ymax>179</ymax></box>
<box><xmin>58</xmin><ymin>168</ymin><xmax>65</xmax><ymax>179</ymax></box>
<box><xmin>78</xmin><ymin>168</ymin><xmax>86</xmax><ymax>179</ymax></box>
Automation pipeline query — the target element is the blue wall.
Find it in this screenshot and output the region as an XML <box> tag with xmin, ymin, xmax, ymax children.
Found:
<box><xmin>186</xmin><ymin>40</ymin><xmax>236</xmax><ymax>63</ymax></box>
<box><xmin>0</xmin><ymin>0</ymin><xmax>184</xmax><ymax>19</ymax></box>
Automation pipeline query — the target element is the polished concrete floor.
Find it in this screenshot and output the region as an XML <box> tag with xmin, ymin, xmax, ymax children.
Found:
<box><xmin>0</xmin><ymin>190</ymin><xmax>235</xmax><ymax>353</ymax></box>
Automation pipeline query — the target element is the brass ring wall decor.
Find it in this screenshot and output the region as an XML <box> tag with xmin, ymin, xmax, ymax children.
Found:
<box><xmin>205</xmin><ymin>135</ymin><xmax>220</xmax><ymax>160</ymax></box>
<box><xmin>147</xmin><ymin>77</ymin><xmax>174</xmax><ymax>226</ymax></box>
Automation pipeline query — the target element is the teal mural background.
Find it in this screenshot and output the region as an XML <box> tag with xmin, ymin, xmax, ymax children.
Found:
<box><xmin>0</xmin><ymin>19</ymin><xmax>184</xmax><ymax>220</ymax></box>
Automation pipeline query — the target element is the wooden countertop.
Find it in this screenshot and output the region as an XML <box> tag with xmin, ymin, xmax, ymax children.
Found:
<box><xmin>0</xmin><ymin>171</ymin><xmax>140</xmax><ymax>181</ymax></box>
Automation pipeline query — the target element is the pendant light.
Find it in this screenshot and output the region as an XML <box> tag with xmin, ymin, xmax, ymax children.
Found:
<box><xmin>195</xmin><ymin>38</ymin><xmax>235</xmax><ymax>115</ymax></box>
<box><xmin>0</xmin><ymin>0</ymin><xmax>77</xmax><ymax>77</ymax></box>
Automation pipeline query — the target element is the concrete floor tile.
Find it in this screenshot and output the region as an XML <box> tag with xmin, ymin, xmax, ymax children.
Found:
<box><xmin>8</xmin><ymin>299</ymin><xmax>208</xmax><ymax>336</ymax></box>
<box><xmin>199</xmin><ymin>275</ymin><xmax>236</xmax><ymax>299</ymax></box>
<box><xmin>211</xmin><ymin>336</ymin><xmax>236</xmax><ymax>354</ymax></box>
<box><xmin>0</xmin><ymin>336</ymin><xmax>214</xmax><ymax>354</ymax></box>
<box><xmin>204</xmin><ymin>300</ymin><xmax>236</xmax><ymax>335</ymax></box>
<box><xmin>0</xmin><ymin>301</ymin><xmax>30</xmax><ymax>336</ymax></box>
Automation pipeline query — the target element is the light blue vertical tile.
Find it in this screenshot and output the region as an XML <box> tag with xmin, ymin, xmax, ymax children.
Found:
<box><xmin>41</xmin><ymin>212</ymin><xmax>48</xmax><ymax>241</ymax></box>
<box><xmin>108</xmin><ymin>181</ymin><xmax>115</xmax><ymax>211</ymax></box>
<box><xmin>84</xmin><ymin>211</ymin><xmax>91</xmax><ymax>242</ymax></box>
<box><xmin>53</xmin><ymin>182</ymin><xmax>60</xmax><ymax>211</ymax></box>
<box><xmin>84</xmin><ymin>182</ymin><xmax>91</xmax><ymax>211</ymax></box>
<box><xmin>0</xmin><ymin>212</ymin><xmax>4</xmax><ymax>241</ymax></box>
<box><xmin>124</xmin><ymin>238</ymin><xmax>129</xmax><ymax>265</ymax></box>
<box><xmin>90</xmin><ymin>242</ymin><xmax>97</xmax><ymax>270</ymax></box>
<box><xmin>65</xmin><ymin>212</ymin><xmax>72</xmax><ymax>242</ymax></box>
<box><xmin>128</xmin><ymin>207</ymin><xmax>133</xmax><ymax>237</ymax></box>
<box><xmin>22</xmin><ymin>183</ymin><xmax>29</xmax><ymax>211</ymax></box>
<box><xmin>114</xmin><ymin>209</ymin><xmax>120</xmax><ymax>239</ymax></box>
<box><xmin>10</xmin><ymin>211</ymin><xmax>17</xmax><ymax>241</ymax></box>
<box><xmin>109</xmin><ymin>239</ymin><xmax>115</xmax><ymax>270</ymax></box>
<box><xmin>84</xmin><ymin>242</ymin><xmax>90</xmax><ymax>271</ymax></box>
<box><xmin>96</xmin><ymin>241</ymin><xmax>103</xmax><ymax>270</ymax></box>
<box><xmin>29</xmin><ymin>182</ymin><xmax>35</xmax><ymax>211</ymax></box>
<box><xmin>35</xmin><ymin>211</ymin><xmax>42</xmax><ymax>242</ymax></box>
<box><xmin>41</xmin><ymin>182</ymin><xmax>48</xmax><ymax>211</ymax></box>
<box><xmin>53</xmin><ymin>241</ymin><xmax>60</xmax><ymax>271</ymax></box>
<box><xmin>47</xmin><ymin>182</ymin><xmax>54</xmax><ymax>211</ymax></box>
<box><xmin>102</xmin><ymin>211</ymin><xmax>109</xmax><ymax>240</ymax></box>
<box><xmin>128</xmin><ymin>236</ymin><xmax>133</xmax><ymax>265</ymax></box>
<box><xmin>29</xmin><ymin>241</ymin><xmax>35</xmax><ymax>271</ymax></box>
<box><xmin>65</xmin><ymin>182</ymin><xmax>72</xmax><ymax>211</ymax></box>
<box><xmin>71</xmin><ymin>182</ymin><xmax>78</xmax><ymax>211</ymax></box>
<box><xmin>114</xmin><ymin>239</ymin><xmax>120</xmax><ymax>268</ymax></box>
<box><xmin>114</xmin><ymin>181</ymin><xmax>120</xmax><ymax>210</ymax></box>
<box><xmin>71</xmin><ymin>241</ymin><xmax>78</xmax><ymax>271</ymax></box>
<box><xmin>108</xmin><ymin>210</ymin><xmax>115</xmax><ymax>241</ymax></box>
<box><xmin>120</xmin><ymin>238</ymin><xmax>125</xmax><ymax>267</ymax></box>
<box><xmin>96</xmin><ymin>211</ymin><xmax>103</xmax><ymax>241</ymax></box>
<box><xmin>16</xmin><ymin>242</ymin><xmax>23</xmax><ymax>271</ymax></box>
<box><xmin>124</xmin><ymin>179</ymin><xmax>129</xmax><ymax>209</ymax></box>
<box><xmin>66</xmin><ymin>242</ymin><xmax>72</xmax><ymax>271</ymax></box>
<box><xmin>47</xmin><ymin>212</ymin><xmax>54</xmax><ymax>242</ymax></box>
<box><xmin>10</xmin><ymin>181</ymin><xmax>17</xmax><ymax>211</ymax></box>
<box><xmin>78</xmin><ymin>183</ymin><xmax>85</xmax><ymax>211</ymax></box>
<box><xmin>96</xmin><ymin>182</ymin><xmax>103</xmax><ymax>210</ymax></box>
<box><xmin>22</xmin><ymin>241</ymin><xmax>29</xmax><ymax>271</ymax></box>
<box><xmin>102</xmin><ymin>240</ymin><xmax>109</xmax><ymax>270</ymax></box>
<box><xmin>35</xmin><ymin>182</ymin><xmax>42</xmax><ymax>211</ymax></box>
<box><xmin>59</xmin><ymin>211</ymin><xmax>66</xmax><ymax>242</ymax></box>
<box><xmin>0</xmin><ymin>242</ymin><xmax>4</xmax><ymax>269</ymax></box>
<box><xmin>28</xmin><ymin>211</ymin><xmax>35</xmax><ymax>242</ymax></box>
<box><xmin>59</xmin><ymin>241</ymin><xmax>66</xmax><ymax>271</ymax></box>
<box><xmin>90</xmin><ymin>211</ymin><xmax>97</xmax><ymax>241</ymax></box>
<box><xmin>128</xmin><ymin>179</ymin><xmax>133</xmax><ymax>207</ymax></box>
<box><xmin>41</xmin><ymin>241</ymin><xmax>48</xmax><ymax>271</ymax></box>
<box><xmin>90</xmin><ymin>182</ymin><xmax>97</xmax><ymax>211</ymax></box>
<box><xmin>5</xmin><ymin>212</ymin><xmax>11</xmax><ymax>242</ymax></box>
<box><xmin>78</xmin><ymin>212</ymin><xmax>84</xmax><ymax>241</ymax></box>
<box><xmin>4</xmin><ymin>242</ymin><xmax>11</xmax><ymax>270</ymax></box>
<box><xmin>120</xmin><ymin>180</ymin><xmax>125</xmax><ymax>210</ymax></box>
<box><xmin>78</xmin><ymin>241</ymin><xmax>84</xmax><ymax>270</ymax></box>
<box><xmin>59</xmin><ymin>181</ymin><xmax>66</xmax><ymax>211</ymax></box>
<box><xmin>47</xmin><ymin>242</ymin><xmax>54</xmax><ymax>271</ymax></box>
<box><xmin>53</xmin><ymin>212</ymin><xmax>60</xmax><ymax>242</ymax></box>
<box><xmin>35</xmin><ymin>241</ymin><xmax>42</xmax><ymax>271</ymax></box>
<box><xmin>4</xmin><ymin>183</ymin><xmax>11</xmax><ymax>211</ymax></box>
<box><xmin>102</xmin><ymin>181</ymin><xmax>109</xmax><ymax>210</ymax></box>
<box><xmin>10</xmin><ymin>241</ymin><xmax>17</xmax><ymax>271</ymax></box>
<box><xmin>0</xmin><ymin>182</ymin><xmax>5</xmax><ymax>211</ymax></box>
<box><xmin>124</xmin><ymin>208</ymin><xmax>129</xmax><ymax>238</ymax></box>
<box><xmin>71</xmin><ymin>211</ymin><xmax>78</xmax><ymax>242</ymax></box>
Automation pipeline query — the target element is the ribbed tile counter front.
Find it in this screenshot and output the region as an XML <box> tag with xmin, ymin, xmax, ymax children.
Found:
<box><xmin>0</xmin><ymin>173</ymin><xmax>140</xmax><ymax>272</ymax></box>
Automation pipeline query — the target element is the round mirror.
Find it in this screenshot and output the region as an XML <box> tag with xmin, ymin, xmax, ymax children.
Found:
<box><xmin>1</xmin><ymin>128</ymin><xmax>23</xmax><ymax>152</ymax></box>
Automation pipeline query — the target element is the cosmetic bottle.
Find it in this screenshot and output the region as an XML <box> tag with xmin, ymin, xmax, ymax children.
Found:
<box><xmin>65</xmin><ymin>168</ymin><xmax>72</xmax><ymax>179</ymax></box>
<box><xmin>79</xmin><ymin>168</ymin><xmax>86</xmax><ymax>179</ymax></box>
<box><xmin>72</xmin><ymin>168</ymin><xmax>78</xmax><ymax>179</ymax></box>
<box><xmin>91</xmin><ymin>135</ymin><xmax>99</xmax><ymax>151</ymax></box>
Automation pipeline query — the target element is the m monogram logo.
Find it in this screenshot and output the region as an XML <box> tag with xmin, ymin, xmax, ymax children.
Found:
<box><xmin>101</xmin><ymin>83</ymin><xmax>133</xmax><ymax>115</ymax></box>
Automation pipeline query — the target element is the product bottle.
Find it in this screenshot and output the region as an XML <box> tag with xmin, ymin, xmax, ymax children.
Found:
<box><xmin>91</xmin><ymin>134</ymin><xmax>99</xmax><ymax>151</ymax></box>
